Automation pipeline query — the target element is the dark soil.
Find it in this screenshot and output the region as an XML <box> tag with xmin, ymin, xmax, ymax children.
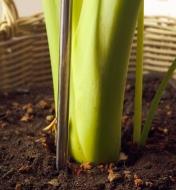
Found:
<box><xmin>0</xmin><ymin>77</ymin><xmax>176</xmax><ymax>190</ymax></box>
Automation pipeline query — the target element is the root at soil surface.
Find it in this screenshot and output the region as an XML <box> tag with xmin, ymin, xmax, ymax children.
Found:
<box><xmin>43</xmin><ymin>117</ymin><xmax>57</xmax><ymax>134</ymax></box>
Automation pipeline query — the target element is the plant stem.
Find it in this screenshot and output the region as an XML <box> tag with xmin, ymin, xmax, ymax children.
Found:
<box><xmin>140</xmin><ymin>58</ymin><xmax>176</xmax><ymax>146</ymax></box>
<box><xmin>43</xmin><ymin>0</ymin><xmax>142</xmax><ymax>163</ymax></box>
<box><xmin>133</xmin><ymin>0</ymin><xmax>144</xmax><ymax>144</ymax></box>
<box><xmin>42</xmin><ymin>0</ymin><xmax>60</xmax><ymax>112</ymax></box>
<box><xmin>42</xmin><ymin>0</ymin><xmax>83</xmax><ymax>112</ymax></box>
<box><xmin>70</xmin><ymin>0</ymin><xmax>141</xmax><ymax>163</ymax></box>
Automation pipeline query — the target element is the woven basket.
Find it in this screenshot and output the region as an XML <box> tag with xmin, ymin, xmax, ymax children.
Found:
<box><xmin>130</xmin><ymin>16</ymin><xmax>176</xmax><ymax>79</ymax></box>
<box><xmin>0</xmin><ymin>0</ymin><xmax>51</xmax><ymax>91</ymax></box>
<box><xmin>0</xmin><ymin>0</ymin><xmax>176</xmax><ymax>91</ymax></box>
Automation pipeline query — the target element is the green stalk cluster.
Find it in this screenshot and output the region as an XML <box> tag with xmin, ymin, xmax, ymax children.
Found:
<box><xmin>43</xmin><ymin>0</ymin><xmax>176</xmax><ymax>163</ymax></box>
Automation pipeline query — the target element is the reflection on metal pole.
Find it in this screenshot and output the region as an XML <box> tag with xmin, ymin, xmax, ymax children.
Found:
<box><xmin>56</xmin><ymin>0</ymin><xmax>72</xmax><ymax>170</ymax></box>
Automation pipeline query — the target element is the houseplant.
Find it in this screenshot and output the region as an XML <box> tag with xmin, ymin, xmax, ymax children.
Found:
<box><xmin>42</xmin><ymin>0</ymin><xmax>176</xmax><ymax>163</ymax></box>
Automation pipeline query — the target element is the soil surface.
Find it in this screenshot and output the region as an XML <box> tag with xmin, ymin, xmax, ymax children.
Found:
<box><xmin>0</xmin><ymin>77</ymin><xmax>176</xmax><ymax>190</ymax></box>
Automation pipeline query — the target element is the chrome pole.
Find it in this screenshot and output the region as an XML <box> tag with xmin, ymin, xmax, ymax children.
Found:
<box><xmin>56</xmin><ymin>0</ymin><xmax>72</xmax><ymax>170</ymax></box>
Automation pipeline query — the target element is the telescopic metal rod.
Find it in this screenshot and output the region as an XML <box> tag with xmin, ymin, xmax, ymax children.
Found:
<box><xmin>56</xmin><ymin>0</ymin><xmax>72</xmax><ymax>170</ymax></box>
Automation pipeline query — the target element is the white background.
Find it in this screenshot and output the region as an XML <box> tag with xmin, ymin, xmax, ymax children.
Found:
<box><xmin>0</xmin><ymin>0</ymin><xmax>176</xmax><ymax>17</ymax></box>
<box><xmin>13</xmin><ymin>0</ymin><xmax>42</xmax><ymax>16</ymax></box>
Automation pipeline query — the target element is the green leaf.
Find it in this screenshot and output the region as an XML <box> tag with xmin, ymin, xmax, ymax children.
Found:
<box><xmin>69</xmin><ymin>0</ymin><xmax>141</xmax><ymax>163</ymax></box>
<box><xmin>140</xmin><ymin>58</ymin><xmax>176</xmax><ymax>145</ymax></box>
<box><xmin>133</xmin><ymin>0</ymin><xmax>144</xmax><ymax>144</ymax></box>
<box><xmin>42</xmin><ymin>0</ymin><xmax>59</xmax><ymax>112</ymax></box>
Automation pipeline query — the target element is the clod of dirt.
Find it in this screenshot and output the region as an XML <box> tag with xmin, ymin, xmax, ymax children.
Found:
<box><xmin>11</xmin><ymin>102</ymin><xmax>20</xmax><ymax>108</ymax></box>
<box><xmin>15</xmin><ymin>183</ymin><xmax>22</xmax><ymax>190</ymax></box>
<box><xmin>124</xmin><ymin>170</ymin><xmax>132</xmax><ymax>180</ymax></box>
<box><xmin>108</xmin><ymin>168</ymin><xmax>122</xmax><ymax>183</ymax></box>
<box><xmin>20</xmin><ymin>114</ymin><xmax>33</xmax><ymax>122</ymax></box>
<box><xmin>22</xmin><ymin>103</ymin><xmax>33</xmax><ymax>111</ymax></box>
<box><xmin>97</xmin><ymin>164</ymin><xmax>105</xmax><ymax>172</ymax></box>
<box><xmin>119</xmin><ymin>152</ymin><xmax>128</xmax><ymax>161</ymax></box>
<box><xmin>80</xmin><ymin>162</ymin><xmax>93</xmax><ymax>170</ymax></box>
<box><xmin>145</xmin><ymin>181</ymin><xmax>153</xmax><ymax>188</ymax></box>
<box><xmin>48</xmin><ymin>178</ymin><xmax>60</xmax><ymax>187</ymax></box>
<box><xmin>2</xmin><ymin>168</ymin><xmax>15</xmax><ymax>179</ymax></box>
<box><xmin>18</xmin><ymin>165</ymin><xmax>32</xmax><ymax>173</ymax></box>
<box><xmin>134</xmin><ymin>174</ymin><xmax>143</xmax><ymax>187</ymax></box>
<box><xmin>46</xmin><ymin>114</ymin><xmax>54</xmax><ymax>122</ymax></box>
<box><xmin>0</xmin><ymin>122</ymin><xmax>7</xmax><ymax>128</ymax></box>
<box><xmin>36</xmin><ymin>99</ymin><xmax>50</xmax><ymax>109</ymax></box>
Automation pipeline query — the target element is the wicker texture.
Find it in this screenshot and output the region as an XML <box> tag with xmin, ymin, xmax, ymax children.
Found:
<box><xmin>0</xmin><ymin>0</ymin><xmax>51</xmax><ymax>91</ymax></box>
<box><xmin>0</xmin><ymin>0</ymin><xmax>176</xmax><ymax>91</ymax></box>
<box><xmin>130</xmin><ymin>16</ymin><xmax>176</xmax><ymax>78</ymax></box>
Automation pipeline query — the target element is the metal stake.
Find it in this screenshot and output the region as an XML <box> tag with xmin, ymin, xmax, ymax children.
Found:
<box><xmin>56</xmin><ymin>0</ymin><xmax>72</xmax><ymax>170</ymax></box>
